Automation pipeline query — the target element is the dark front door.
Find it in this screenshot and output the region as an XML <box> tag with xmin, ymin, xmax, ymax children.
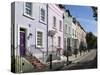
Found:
<box><xmin>20</xmin><ymin>31</ymin><xmax>26</xmax><ymax>56</ymax></box>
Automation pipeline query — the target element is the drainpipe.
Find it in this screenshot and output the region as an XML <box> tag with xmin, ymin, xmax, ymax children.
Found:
<box><xmin>46</xmin><ymin>4</ymin><xmax>48</xmax><ymax>55</ymax></box>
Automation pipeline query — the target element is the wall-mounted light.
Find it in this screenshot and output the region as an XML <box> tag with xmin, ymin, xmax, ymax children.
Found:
<box><xmin>27</xmin><ymin>33</ymin><xmax>33</xmax><ymax>40</ymax></box>
<box><xmin>48</xmin><ymin>30</ymin><xmax>56</xmax><ymax>37</ymax></box>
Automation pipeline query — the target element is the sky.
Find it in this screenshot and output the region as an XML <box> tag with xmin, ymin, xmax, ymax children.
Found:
<box><xmin>65</xmin><ymin>5</ymin><xmax>97</xmax><ymax>36</ymax></box>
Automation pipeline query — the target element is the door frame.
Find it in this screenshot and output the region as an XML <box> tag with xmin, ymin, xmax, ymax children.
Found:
<box><xmin>17</xmin><ymin>24</ymin><xmax>30</xmax><ymax>57</ymax></box>
<box><xmin>20</xmin><ymin>28</ymin><xmax>26</xmax><ymax>56</ymax></box>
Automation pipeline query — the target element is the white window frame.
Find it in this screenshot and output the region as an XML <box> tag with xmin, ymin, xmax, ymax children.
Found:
<box><xmin>40</xmin><ymin>8</ymin><xmax>46</xmax><ymax>22</ymax></box>
<box><xmin>66</xmin><ymin>24</ymin><xmax>67</xmax><ymax>33</ymax></box>
<box><xmin>58</xmin><ymin>36</ymin><xmax>61</xmax><ymax>47</ymax></box>
<box><xmin>69</xmin><ymin>27</ymin><xmax>71</xmax><ymax>35</ymax></box>
<box><xmin>36</xmin><ymin>29</ymin><xmax>44</xmax><ymax>48</ymax></box>
<box><xmin>23</xmin><ymin>2</ymin><xmax>34</xmax><ymax>19</ymax></box>
<box><xmin>59</xmin><ymin>20</ymin><xmax>62</xmax><ymax>31</ymax></box>
<box><xmin>53</xmin><ymin>16</ymin><xmax>56</xmax><ymax>28</ymax></box>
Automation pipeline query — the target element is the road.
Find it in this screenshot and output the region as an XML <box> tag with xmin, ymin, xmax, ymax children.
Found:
<box><xmin>61</xmin><ymin>49</ymin><xmax>97</xmax><ymax>70</ymax></box>
<box><xmin>73</xmin><ymin>49</ymin><xmax>97</xmax><ymax>63</ymax></box>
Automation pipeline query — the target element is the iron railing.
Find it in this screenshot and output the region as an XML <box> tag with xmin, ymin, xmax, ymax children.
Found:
<box><xmin>11</xmin><ymin>44</ymin><xmax>64</xmax><ymax>73</ymax></box>
<box><xmin>11</xmin><ymin>44</ymin><xmax>46</xmax><ymax>73</ymax></box>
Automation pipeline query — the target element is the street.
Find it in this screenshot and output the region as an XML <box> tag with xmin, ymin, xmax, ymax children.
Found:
<box><xmin>61</xmin><ymin>49</ymin><xmax>97</xmax><ymax>70</ymax></box>
<box><xmin>25</xmin><ymin>49</ymin><xmax>97</xmax><ymax>72</ymax></box>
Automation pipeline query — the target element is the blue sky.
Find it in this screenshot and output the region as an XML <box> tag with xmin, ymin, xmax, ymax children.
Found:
<box><xmin>65</xmin><ymin>5</ymin><xmax>97</xmax><ymax>36</ymax></box>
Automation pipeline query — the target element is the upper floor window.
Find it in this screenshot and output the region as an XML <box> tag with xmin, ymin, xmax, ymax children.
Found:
<box><xmin>40</xmin><ymin>8</ymin><xmax>45</xmax><ymax>22</ymax></box>
<box><xmin>66</xmin><ymin>25</ymin><xmax>67</xmax><ymax>32</ymax></box>
<box><xmin>64</xmin><ymin>38</ymin><xmax>67</xmax><ymax>50</ymax></box>
<box><xmin>25</xmin><ymin>2</ymin><xmax>32</xmax><ymax>16</ymax></box>
<box><xmin>73</xmin><ymin>29</ymin><xmax>74</xmax><ymax>36</ymax></box>
<box><xmin>53</xmin><ymin>16</ymin><xmax>56</xmax><ymax>27</ymax></box>
<box><xmin>75</xmin><ymin>30</ymin><xmax>77</xmax><ymax>37</ymax></box>
<box><xmin>59</xmin><ymin>20</ymin><xmax>62</xmax><ymax>31</ymax></box>
<box><xmin>69</xmin><ymin>27</ymin><xmax>71</xmax><ymax>34</ymax></box>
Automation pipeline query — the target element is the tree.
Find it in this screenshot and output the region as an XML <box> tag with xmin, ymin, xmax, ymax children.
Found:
<box><xmin>79</xmin><ymin>41</ymin><xmax>83</xmax><ymax>55</ymax></box>
<box><xmin>73</xmin><ymin>48</ymin><xmax>78</xmax><ymax>58</ymax></box>
<box><xmin>91</xmin><ymin>6</ymin><xmax>97</xmax><ymax>21</ymax></box>
<box><xmin>63</xmin><ymin>46</ymin><xmax>72</xmax><ymax>65</ymax></box>
<box><xmin>86</xmin><ymin>32</ymin><xmax>97</xmax><ymax>50</ymax></box>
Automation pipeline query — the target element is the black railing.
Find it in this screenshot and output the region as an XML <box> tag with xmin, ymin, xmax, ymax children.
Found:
<box><xmin>11</xmin><ymin>44</ymin><xmax>46</xmax><ymax>73</ymax></box>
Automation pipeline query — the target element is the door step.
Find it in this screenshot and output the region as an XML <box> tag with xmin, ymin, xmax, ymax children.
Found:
<box><xmin>25</xmin><ymin>56</ymin><xmax>46</xmax><ymax>70</ymax></box>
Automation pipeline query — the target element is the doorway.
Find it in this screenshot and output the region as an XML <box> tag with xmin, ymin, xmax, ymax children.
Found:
<box><xmin>20</xmin><ymin>28</ymin><xmax>26</xmax><ymax>56</ymax></box>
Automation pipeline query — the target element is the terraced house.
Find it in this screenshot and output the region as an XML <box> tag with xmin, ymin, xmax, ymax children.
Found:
<box><xmin>47</xmin><ymin>4</ymin><xmax>64</xmax><ymax>56</ymax></box>
<box><xmin>73</xmin><ymin>19</ymin><xmax>87</xmax><ymax>54</ymax></box>
<box><xmin>64</xmin><ymin>10</ymin><xmax>73</xmax><ymax>55</ymax></box>
<box><xmin>11</xmin><ymin>2</ymin><xmax>48</xmax><ymax>72</ymax></box>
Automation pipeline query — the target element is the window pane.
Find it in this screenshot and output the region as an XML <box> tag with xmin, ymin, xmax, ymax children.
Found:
<box><xmin>25</xmin><ymin>2</ymin><xmax>32</xmax><ymax>16</ymax></box>
<box><xmin>58</xmin><ymin>36</ymin><xmax>61</xmax><ymax>47</ymax></box>
<box><xmin>59</xmin><ymin>20</ymin><xmax>62</xmax><ymax>31</ymax></box>
<box><xmin>37</xmin><ymin>31</ymin><xmax>43</xmax><ymax>47</ymax></box>
<box><xmin>53</xmin><ymin>16</ymin><xmax>56</xmax><ymax>27</ymax></box>
<box><xmin>41</xmin><ymin>8</ymin><xmax>45</xmax><ymax>21</ymax></box>
<box><xmin>66</xmin><ymin>25</ymin><xmax>67</xmax><ymax>32</ymax></box>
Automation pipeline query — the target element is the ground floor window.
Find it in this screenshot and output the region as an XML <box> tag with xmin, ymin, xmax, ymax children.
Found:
<box><xmin>36</xmin><ymin>31</ymin><xmax>43</xmax><ymax>47</ymax></box>
<box><xmin>64</xmin><ymin>38</ymin><xmax>67</xmax><ymax>50</ymax></box>
<box><xmin>58</xmin><ymin>36</ymin><xmax>61</xmax><ymax>47</ymax></box>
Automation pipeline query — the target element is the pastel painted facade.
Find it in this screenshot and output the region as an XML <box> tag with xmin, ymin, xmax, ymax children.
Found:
<box><xmin>48</xmin><ymin>4</ymin><xmax>64</xmax><ymax>55</ymax></box>
<box><xmin>75</xmin><ymin>21</ymin><xmax>87</xmax><ymax>49</ymax></box>
<box><xmin>11</xmin><ymin>2</ymin><xmax>48</xmax><ymax>60</ymax></box>
<box><xmin>64</xmin><ymin>10</ymin><xmax>68</xmax><ymax>51</ymax></box>
<box><xmin>63</xmin><ymin>10</ymin><xmax>73</xmax><ymax>54</ymax></box>
<box><xmin>75</xmin><ymin>21</ymin><xmax>81</xmax><ymax>49</ymax></box>
<box><xmin>72</xmin><ymin>18</ymin><xmax>79</xmax><ymax>52</ymax></box>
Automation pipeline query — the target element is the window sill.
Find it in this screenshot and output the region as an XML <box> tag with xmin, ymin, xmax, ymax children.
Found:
<box><xmin>59</xmin><ymin>30</ymin><xmax>63</xmax><ymax>32</ymax></box>
<box><xmin>36</xmin><ymin>45</ymin><xmax>44</xmax><ymax>49</ymax></box>
<box><xmin>23</xmin><ymin>13</ymin><xmax>35</xmax><ymax>20</ymax></box>
<box><xmin>52</xmin><ymin>27</ymin><xmax>57</xmax><ymax>30</ymax></box>
<box><xmin>39</xmin><ymin>20</ymin><xmax>47</xmax><ymax>25</ymax></box>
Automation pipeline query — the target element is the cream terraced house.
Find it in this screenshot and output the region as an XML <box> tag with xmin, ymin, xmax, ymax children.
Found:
<box><xmin>75</xmin><ymin>20</ymin><xmax>87</xmax><ymax>50</ymax></box>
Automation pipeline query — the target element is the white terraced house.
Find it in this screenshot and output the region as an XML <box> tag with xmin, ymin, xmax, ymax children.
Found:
<box><xmin>11</xmin><ymin>2</ymin><xmax>48</xmax><ymax>72</ymax></box>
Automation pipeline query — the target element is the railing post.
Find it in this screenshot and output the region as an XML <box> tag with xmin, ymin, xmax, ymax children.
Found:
<box><xmin>49</xmin><ymin>54</ymin><xmax>52</xmax><ymax>69</ymax></box>
<box><xmin>43</xmin><ymin>52</ymin><xmax>44</xmax><ymax>62</ymax></box>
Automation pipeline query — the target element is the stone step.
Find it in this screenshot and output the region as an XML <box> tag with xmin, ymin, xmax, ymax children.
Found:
<box><xmin>25</xmin><ymin>56</ymin><xmax>46</xmax><ymax>70</ymax></box>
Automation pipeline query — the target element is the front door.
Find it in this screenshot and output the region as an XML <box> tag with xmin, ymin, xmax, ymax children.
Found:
<box><xmin>20</xmin><ymin>30</ymin><xmax>26</xmax><ymax>56</ymax></box>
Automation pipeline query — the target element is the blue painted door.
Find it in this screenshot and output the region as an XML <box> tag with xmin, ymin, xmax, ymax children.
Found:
<box><xmin>20</xmin><ymin>31</ymin><xmax>25</xmax><ymax>56</ymax></box>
